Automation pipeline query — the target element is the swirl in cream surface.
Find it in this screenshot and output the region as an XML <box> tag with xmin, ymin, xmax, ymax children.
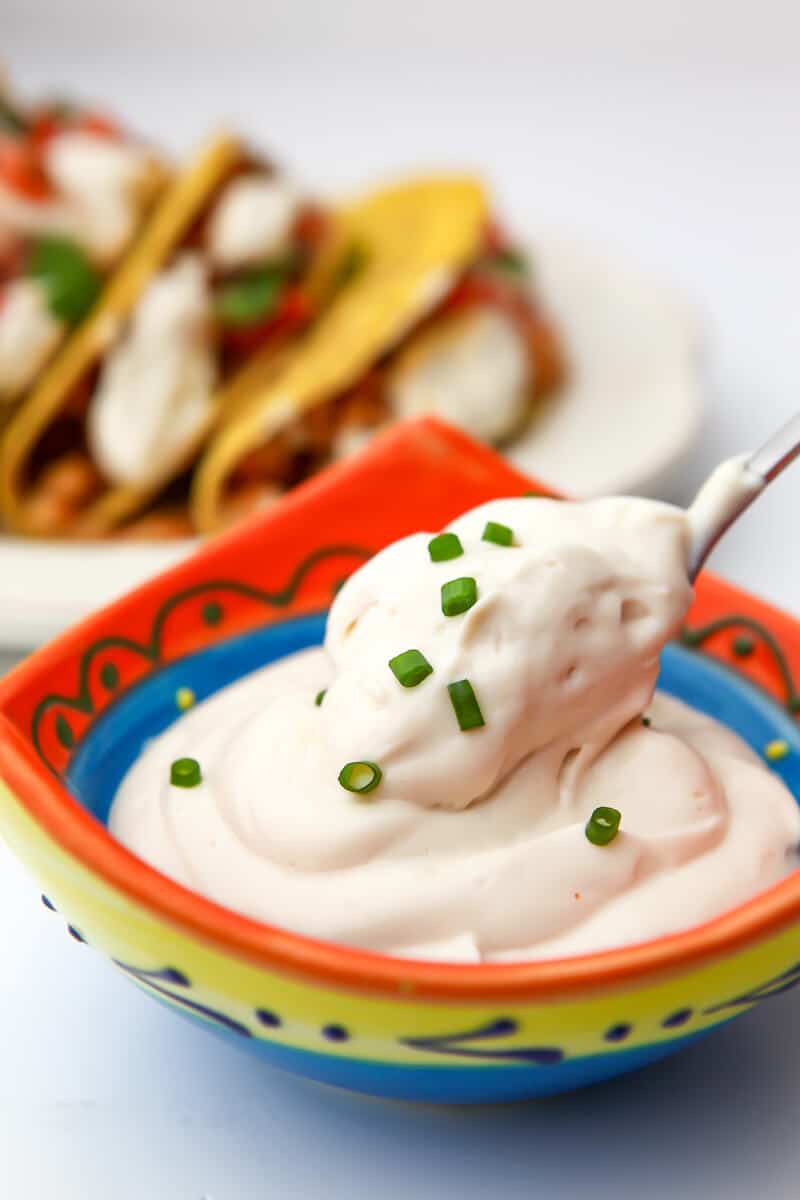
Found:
<box><xmin>109</xmin><ymin>496</ymin><xmax>800</xmax><ymax>961</ymax></box>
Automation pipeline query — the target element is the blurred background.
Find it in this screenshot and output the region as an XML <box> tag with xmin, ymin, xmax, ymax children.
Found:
<box><xmin>3</xmin><ymin>5</ymin><xmax>800</xmax><ymax>1198</ymax></box>
<box><xmin>6</xmin><ymin>0</ymin><xmax>800</xmax><ymax>593</ymax></box>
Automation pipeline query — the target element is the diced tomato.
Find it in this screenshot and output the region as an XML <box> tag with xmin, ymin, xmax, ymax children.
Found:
<box><xmin>440</xmin><ymin>268</ymin><xmax>563</xmax><ymax>392</ymax></box>
<box><xmin>0</xmin><ymin>221</ymin><xmax>25</xmax><ymax>282</ymax></box>
<box><xmin>445</xmin><ymin>273</ymin><xmax>534</xmax><ymax>330</ymax></box>
<box><xmin>29</xmin><ymin>106</ymin><xmax>119</xmax><ymax>153</ymax></box>
<box><xmin>293</xmin><ymin>204</ymin><xmax>329</xmax><ymax>251</ymax></box>
<box><xmin>0</xmin><ymin>135</ymin><xmax>51</xmax><ymax>200</ymax></box>
<box><xmin>221</xmin><ymin>285</ymin><xmax>314</xmax><ymax>356</ymax></box>
<box><xmin>281</xmin><ymin>285</ymin><xmax>314</xmax><ymax>322</ymax></box>
<box><xmin>0</xmin><ymin>238</ymin><xmax>25</xmax><ymax>284</ymax></box>
<box><xmin>29</xmin><ymin>108</ymin><xmax>119</xmax><ymax>152</ymax></box>
<box><xmin>482</xmin><ymin>218</ymin><xmax>514</xmax><ymax>255</ymax></box>
<box><xmin>74</xmin><ymin>111</ymin><xmax>119</xmax><ymax>140</ymax></box>
<box><xmin>29</xmin><ymin>113</ymin><xmax>62</xmax><ymax>151</ymax></box>
<box><xmin>442</xmin><ymin>273</ymin><xmax>518</xmax><ymax>314</ymax></box>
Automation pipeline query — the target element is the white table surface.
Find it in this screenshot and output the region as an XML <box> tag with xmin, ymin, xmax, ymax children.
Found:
<box><xmin>3</xmin><ymin>11</ymin><xmax>800</xmax><ymax>1198</ymax></box>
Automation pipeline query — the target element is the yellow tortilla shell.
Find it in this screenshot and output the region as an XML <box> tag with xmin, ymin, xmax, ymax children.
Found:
<box><xmin>0</xmin><ymin>132</ymin><xmax>243</xmax><ymax>535</ymax></box>
<box><xmin>191</xmin><ymin>174</ymin><xmax>488</xmax><ymax>532</ymax></box>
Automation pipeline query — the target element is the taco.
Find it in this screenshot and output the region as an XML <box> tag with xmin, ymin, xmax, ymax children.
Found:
<box><xmin>191</xmin><ymin>176</ymin><xmax>564</xmax><ymax>531</ymax></box>
<box><xmin>0</xmin><ymin>78</ymin><xmax>166</xmax><ymax>408</ymax></box>
<box><xmin>0</xmin><ymin>131</ymin><xmax>332</xmax><ymax>537</ymax></box>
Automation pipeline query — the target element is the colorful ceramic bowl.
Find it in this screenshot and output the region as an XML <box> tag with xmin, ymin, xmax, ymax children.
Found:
<box><xmin>0</xmin><ymin>418</ymin><xmax>798</xmax><ymax>1104</ymax></box>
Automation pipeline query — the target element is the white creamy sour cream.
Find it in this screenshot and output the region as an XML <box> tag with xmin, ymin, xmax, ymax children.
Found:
<box><xmin>110</xmin><ymin>494</ymin><xmax>800</xmax><ymax>962</ymax></box>
<box><xmin>0</xmin><ymin>132</ymin><xmax>157</xmax><ymax>398</ymax></box>
<box><xmin>87</xmin><ymin>253</ymin><xmax>217</xmax><ymax>487</ymax></box>
<box><xmin>388</xmin><ymin>308</ymin><xmax>532</xmax><ymax>445</ymax></box>
<box><xmin>0</xmin><ymin>132</ymin><xmax>157</xmax><ymax>266</ymax></box>
<box><xmin>0</xmin><ymin>278</ymin><xmax>62</xmax><ymax>397</ymax></box>
<box><xmin>43</xmin><ymin>131</ymin><xmax>157</xmax><ymax>264</ymax></box>
<box><xmin>206</xmin><ymin>173</ymin><xmax>298</xmax><ymax>271</ymax></box>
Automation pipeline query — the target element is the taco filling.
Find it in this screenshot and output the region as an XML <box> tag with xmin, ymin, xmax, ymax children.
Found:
<box><xmin>2</xmin><ymin>138</ymin><xmax>330</xmax><ymax>537</ymax></box>
<box><xmin>0</xmin><ymin>85</ymin><xmax>163</xmax><ymax>403</ymax></box>
<box><xmin>2</xmin><ymin>171</ymin><xmax>563</xmax><ymax>539</ymax></box>
<box><xmin>204</xmin><ymin>222</ymin><xmax>563</xmax><ymax>529</ymax></box>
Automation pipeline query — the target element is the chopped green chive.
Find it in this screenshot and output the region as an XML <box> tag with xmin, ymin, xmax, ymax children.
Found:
<box><xmin>338</xmin><ymin>760</ymin><xmax>382</xmax><ymax>796</ymax></box>
<box><xmin>0</xmin><ymin>97</ymin><xmax>25</xmax><ymax>133</ymax></box>
<box><xmin>170</xmin><ymin>757</ymin><xmax>202</xmax><ymax>788</ymax></box>
<box><xmin>42</xmin><ymin>98</ymin><xmax>76</xmax><ymax>122</ymax></box>
<box><xmin>482</xmin><ymin>521</ymin><xmax>514</xmax><ymax>547</ymax></box>
<box><xmin>216</xmin><ymin>266</ymin><xmax>286</xmax><ymax>327</ymax></box>
<box><xmin>331</xmin><ymin>241</ymin><xmax>368</xmax><ymax>291</ymax></box>
<box><xmin>389</xmin><ymin>649</ymin><xmax>433</xmax><ymax>688</ymax></box>
<box><xmin>585</xmin><ymin>806</ymin><xmax>621</xmax><ymax>846</ymax></box>
<box><xmin>492</xmin><ymin>247</ymin><xmax>529</xmax><ymax>275</ymax></box>
<box><xmin>441</xmin><ymin>576</ymin><xmax>478</xmax><ymax>616</ymax></box>
<box><xmin>641</xmin><ymin>716</ymin><xmax>651</xmax><ymax>727</ymax></box>
<box><xmin>28</xmin><ymin>236</ymin><xmax>102</xmax><ymax>325</ymax></box>
<box><xmin>315</xmin><ymin>689</ymin><xmax>327</xmax><ymax>706</ymax></box>
<box><xmin>447</xmin><ymin>679</ymin><xmax>485</xmax><ymax>731</ymax></box>
<box><xmin>428</xmin><ymin>532</ymin><xmax>464</xmax><ymax>562</ymax></box>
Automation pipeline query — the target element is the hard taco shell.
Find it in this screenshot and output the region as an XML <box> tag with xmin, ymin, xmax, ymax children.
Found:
<box><xmin>190</xmin><ymin>175</ymin><xmax>488</xmax><ymax>532</ymax></box>
<box><xmin>0</xmin><ymin>133</ymin><xmax>246</xmax><ymax>536</ymax></box>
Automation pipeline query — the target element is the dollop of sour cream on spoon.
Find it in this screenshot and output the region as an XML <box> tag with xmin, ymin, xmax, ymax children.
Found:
<box><xmin>109</xmin><ymin>494</ymin><xmax>800</xmax><ymax>962</ymax></box>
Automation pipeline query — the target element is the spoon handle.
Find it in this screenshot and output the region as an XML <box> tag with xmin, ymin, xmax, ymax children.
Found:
<box><xmin>687</xmin><ymin>412</ymin><xmax>800</xmax><ymax>581</ymax></box>
<box><xmin>746</xmin><ymin>410</ymin><xmax>800</xmax><ymax>482</ymax></box>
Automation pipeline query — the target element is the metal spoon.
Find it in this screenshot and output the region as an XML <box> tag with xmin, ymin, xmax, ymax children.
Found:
<box><xmin>687</xmin><ymin>412</ymin><xmax>800</xmax><ymax>581</ymax></box>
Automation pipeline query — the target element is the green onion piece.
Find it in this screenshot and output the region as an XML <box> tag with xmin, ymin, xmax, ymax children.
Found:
<box><xmin>389</xmin><ymin>648</ymin><xmax>433</xmax><ymax>688</ymax></box>
<box><xmin>447</xmin><ymin>679</ymin><xmax>485</xmax><ymax>731</ymax></box>
<box><xmin>482</xmin><ymin>521</ymin><xmax>514</xmax><ymax>547</ymax></box>
<box><xmin>216</xmin><ymin>266</ymin><xmax>286</xmax><ymax>327</ymax></box>
<box><xmin>0</xmin><ymin>96</ymin><xmax>26</xmax><ymax>133</ymax></box>
<box><xmin>331</xmin><ymin>241</ymin><xmax>368</xmax><ymax>292</ymax></box>
<box><xmin>315</xmin><ymin>689</ymin><xmax>327</xmax><ymax>706</ymax></box>
<box><xmin>170</xmin><ymin>757</ymin><xmax>202</xmax><ymax>788</ymax></box>
<box><xmin>338</xmin><ymin>760</ymin><xmax>382</xmax><ymax>796</ymax></box>
<box><xmin>42</xmin><ymin>98</ymin><xmax>77</xmax><ymax>121</ymax></box>
<box><xmin>641</xmin><ymin>716</ymin><xmax>651</xmax><ymax>727</ymax></box>
<box><xmin>27</xmin><ymin>237</ymin><xmax>101</xmax><ymax>325</ymax></box>
<box><xmin>492</xmin><ymin>247</ymin><xmax>529</xmax><ymax>275</ymax></box>
<box><xmin>585</xmin><ymin>806</ymin><xmax>621</xmax><ymax>846</ymax></box>
<box><xmin>428</xmin><ymin>532</ymin><xmax>463</xmax><ymax>562</ymax></box>
<box><xmin>441</xmin><ymin>576</ymin><xmax>478</xmax><ymax>617</ymax></box>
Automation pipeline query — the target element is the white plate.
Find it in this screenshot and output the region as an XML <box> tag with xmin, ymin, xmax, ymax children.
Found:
<box><xmin>0</xmin><ymin>538</ymin><xmax>195</xmax><ymax>649</ymax></box>
<box><xmin>0</xmin><ymin>233</ymin><xmax>703</xmax><ymax>649</ymax></box>
<box><xmin>509</xmin><ymin>234</ymin><xmax>703</xmax><ymax>497</ymax></box>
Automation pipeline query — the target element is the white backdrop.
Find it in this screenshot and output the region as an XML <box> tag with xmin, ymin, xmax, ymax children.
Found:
<box><xmin>5</xmin><ymin>0</ymin><xmax>800</xmax><ymax>63</ymax></box>
<box><xmin>2</xmin><ymin>5</ymin><xmax>800</xmax><ymax>1198</ymax></box>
